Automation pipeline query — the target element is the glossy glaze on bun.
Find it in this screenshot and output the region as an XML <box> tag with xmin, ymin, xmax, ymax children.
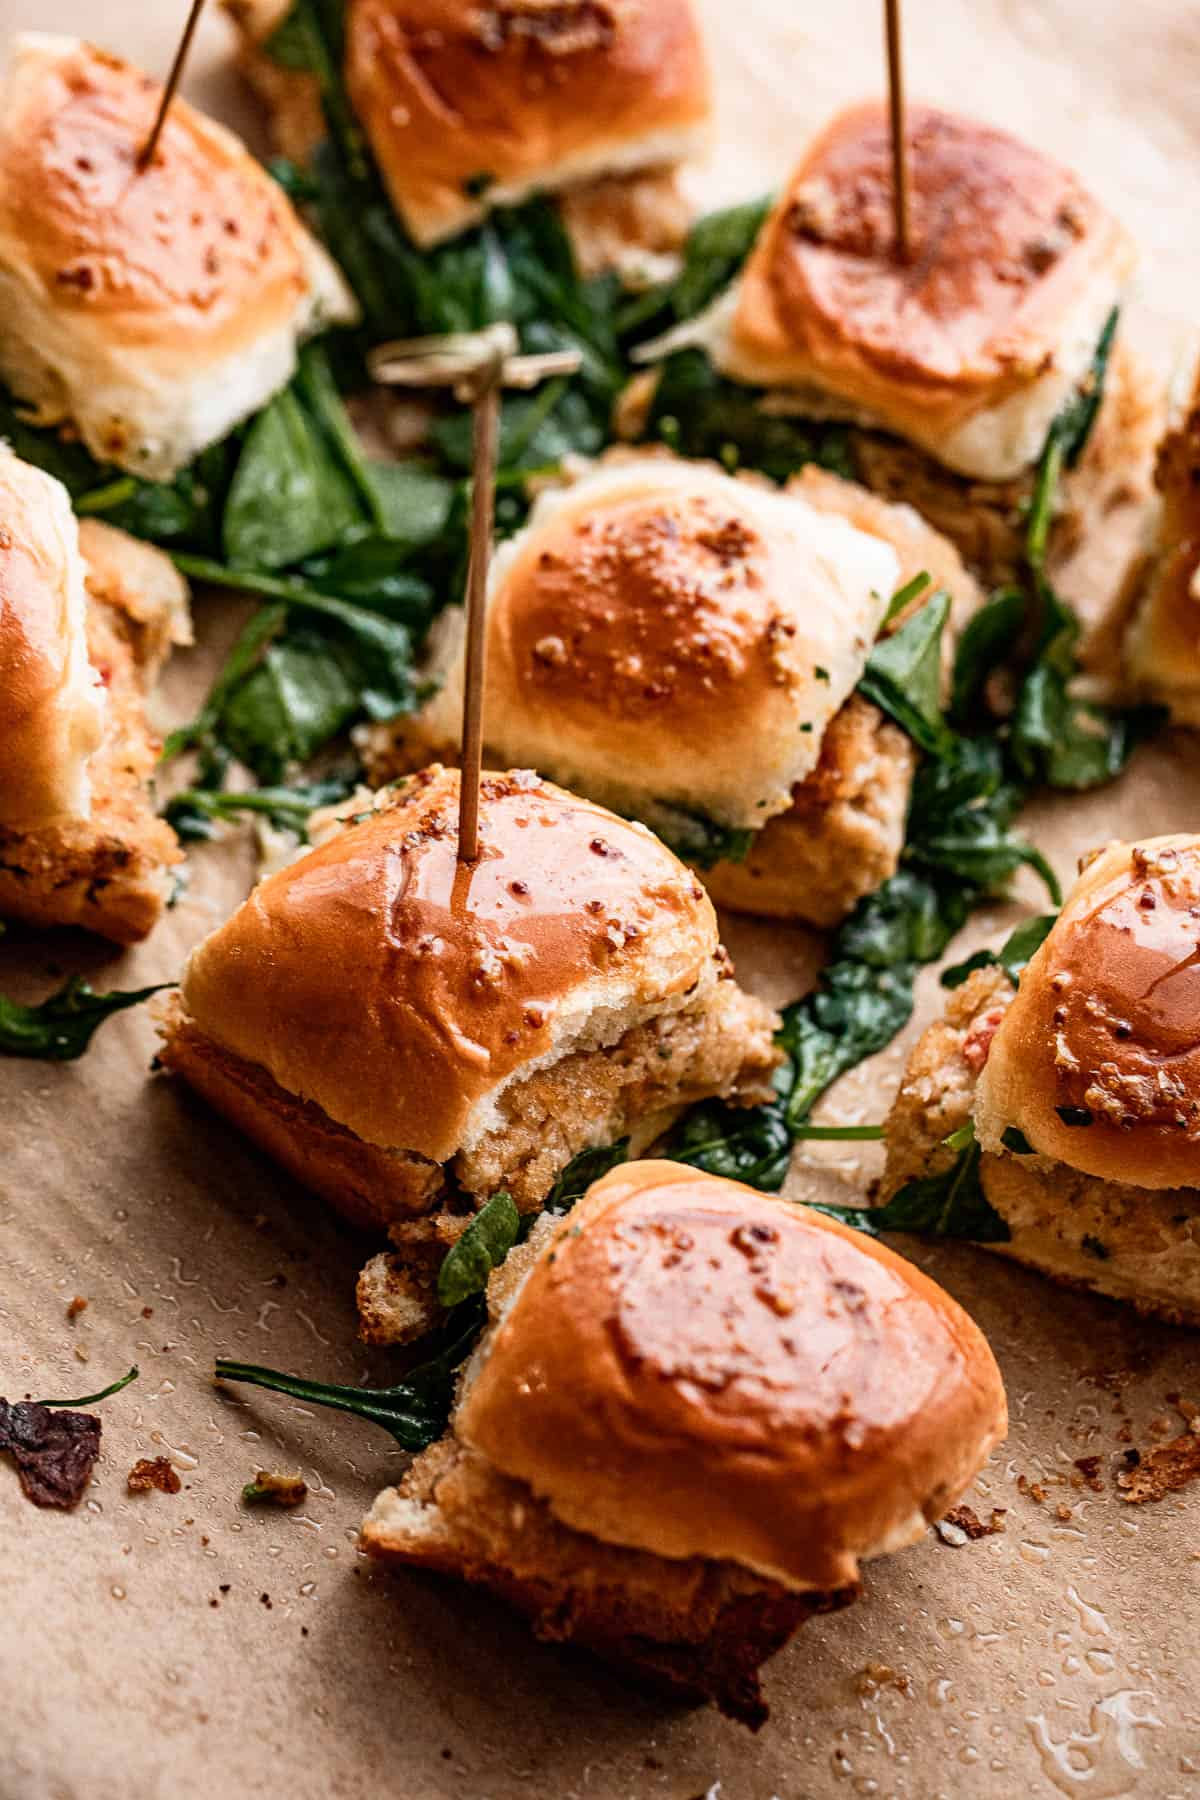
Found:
<box><xmin>343</xmin><ymin>0</ymin><xmax>712</xmax><ymax>246</ymax></box>
<box><xmin>419</xmin><ymin>457</ymin><xmax>899</xmax><ymax>833</ymax></box>
<box><xmin>180</xmin><ymin>767</ymin><xmax>719</xmax><ymax>1163</ymax></box>
<box><xmin>0</xmin><ymin>446</ymin><xmax>105</xmax><ymax>831</ymax></box>
<box><xmin>457</xmin><ymin>1159</ymin><xmax>1008</xmax><ymax>1592</ymax></box>
<box><xmin>977</xmin><ymin>837</ymin><xmax>1200</xmax><ymax>1189</ymax></box>
<box><xmin>710</xmin><ymin>102</ymin><xmax>1133</xmax><ymax>481</ymax></box>
<box><xmin>0</xmin><ymin>35</ymin><xmax>355</xmax><ymax>478</ymax></box>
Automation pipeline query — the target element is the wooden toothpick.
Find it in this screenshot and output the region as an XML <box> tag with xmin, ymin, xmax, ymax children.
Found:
<box><xmin>368</xmin><ymin>326</ymin><xmax>583</xmax><ymax>864</ymax></box>
<box><xmin>137</xmin><ymin>0</ymin><xmax>209</xmax><ymax>170</ymax></box>
<box><xmin>883</xmin><ymin>0</ymin><xmax>911</xmax><ymax>261</ymax></box>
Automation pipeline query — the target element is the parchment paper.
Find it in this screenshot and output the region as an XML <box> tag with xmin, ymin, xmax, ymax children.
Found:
<box><xmin>2</xmin><ymin>3</ymin><xmax>1199</xmax><ymax>1795</ymax></box>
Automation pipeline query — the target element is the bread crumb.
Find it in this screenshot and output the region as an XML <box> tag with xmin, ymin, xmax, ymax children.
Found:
<box><xmin>1117</xmin><ymin>1412</ymin><xmax>1200</xmax><ymax>1505</ymax></box>
<box><xmin>1072</xmin><ymin>1456</ymin><xmax>1104</xmax><ymax>1493</ymax></box>
<box><xmin>127</xmin><ymin>1456</ymin><xmax>181</xmax><ymax>1495</ymax></box>
<box><xmin>938</xmin><ymin>1504</ymin><xmax>1006</xmax><ymax>1543</ymax></box>
<box><xmin>243</xmin><ymin>1469</ymin><xmax>307</xmax><ymax>1508</ymax></box>
<box><xmin>855</xmin><ymin>1661</ymin><xmax>912</xmax><ymax>1696</ymax></box>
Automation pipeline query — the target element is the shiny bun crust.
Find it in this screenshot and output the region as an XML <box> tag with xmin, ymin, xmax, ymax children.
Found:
<box><xmin>0</xmin><ymin>35</ymin><xmax>355</xmax><ymax>478</ymax></box>
<box><xmin>0</xmin><ymin>447</ymin><xmax>105</xmax><ymax>831</ymax></box>
<box><xmin>719</xmin><ymin>102</ymin><xmax>1133</xmax><ymax>480</ymax></box>
<box><xmin>458</xmin><ymin>1159</ymin><xmax>1007</xmax><ymax>1591</ymax></box>
<box><xmin>419</xmin><ymin>458</ymin><xmax>899</xmax><ymax>831</ymax></box>
<box><xmin>180</xmin><ymin>767</ymin><xmax>719</xmax><ymax>1163</ymax></box>
<box><xmin>977</xmin><ymin>837</ymin><xmax>1200</xmax><ymax>1189</ymax></box>
<box><xmin>344</xmin><ymin>0</ymin><xmax>712</xmax><ymax>246</ymax></box>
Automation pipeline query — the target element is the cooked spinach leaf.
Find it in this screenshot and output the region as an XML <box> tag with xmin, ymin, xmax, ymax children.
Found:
<box><xmin>642</xmin><ymin>349</ymin><xmax>856</xmax><ymax>483</ymax></box>
<box><xmin>40</xmin><ymin>1367</ymin><xmax>140</xmax><ymax>1408</ymax></box>
<box><xmin>811</xmin><ymin>1126</ymin><xmax>1010</xmax><ymax>1243</ymax></box>
<box><xmin>859</xmin><ymin>589</ymin><xmax>954</xmax><ymax>755</ymax></box>
<box><xmin>616</xmin><ymin>195</ymin><xmax>772</xmax><ymax>340</ymax></box>
<box><xmin>1053</xmin><ymin>306</ymin><xmax>1120</xmax><ymax>469</ymax></box>
<box><xmin>950</xmin><ymin>313</ymin><xmax>1163</xmax><ymax>789</ymax></box>
<box><xmin>0</xmin><ymin>978</ymin><xmax>171</xmax><ymax>1061</ymax></box>
<box><xmin>941</xmin><ymin>912</ymin><xmax>1057</xmax><ymax>989</ymax></box>
<box><xmin>214</xmin><ymin>1296</ymin><xmax>485</xmax><ymax>1451</ymax></box>
<box><xmin>436</xmin><ymin>1193</ymin><xmax>520</xmax><ymax>1308</ymax></box>
<box><xmin>164</xmin><ymin>774</ymin><xmax>356</xmax><ymax>842</ymax></box>
<box><xmin>903</xmin><ymin>740</ymin><xmax>1061</xmax><ymax>902</ymax></box>
<box><xmin>544</xmin><ymin>1140</ymin><xmax>631</xmax><ymax>1214</ymax></box>
<box><xmin>649</xmin><ymin>805</ymin><xmax>755</xmax><ymax>869</ymax></box>
<box><xmin>222</xmin><ymin>385</ymin><xmax>363</xmax><ymax>570</ymax></box>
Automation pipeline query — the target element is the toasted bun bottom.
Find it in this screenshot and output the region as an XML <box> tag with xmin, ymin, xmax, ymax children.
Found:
<box><xmin>364</xmin><ymin>1435</ymin><xmax>857</xmax><ymax>1730</ymax></box>
<box><xmin>157</xmin><ymin>1002</ymin><xmax>445</xmax><ymax>1233</ymax></box>
<box><xmin>982</xmin><ymin>1155</ymin><xmax>1200</xmax><ymax>1328</ymax></box>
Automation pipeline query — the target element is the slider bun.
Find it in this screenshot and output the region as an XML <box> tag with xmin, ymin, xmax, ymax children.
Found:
<box><xmin>180</xmin><ymin>767</ymin><xmax>718</xmax><ymax>1164</ymax></box>
<box><xmin>713</xmin><ymin>102</ymin><xmax>1134</xmax><ymax>481</ymax></box>
<box><xmin>1125</xmin><ymin>366</ymin><xmax>1200</xmax><ymax>723</ymax></box>
<box><xmin>0</xmin><ymin>446</ymin><xmax>104</xmax><ymax>831</ymax></box>
<box><xmin>419</xmin><ymin>457</ymin><xmax>900</xmax><ymax>831</ymax></box>
<box><xmin>458</xmin><ymin>1159</ymin><xmax>1007</xmax><ymax>1592</ymax></box>
<box><xmin>344</xmin><ymin>0</ymin><xmax>712</xmax><ymax>247</ymax></box>
<box><xmin>0</xmin><ymin>35</ymin><xmax>355</xmax><ymax>479</ymax></box>
<box><xmin>977</xmin><ymin>836</ymin><xmax>1200</xmax><ymax>1189</ymax></box>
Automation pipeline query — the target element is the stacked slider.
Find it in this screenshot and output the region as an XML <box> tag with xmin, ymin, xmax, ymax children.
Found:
<box><xmin>364</xmin><ymin>1158</ymin><xmax>1008</xmax><ymax>1726</ymax></box>
<box><xmin>884</xmin><ymin>836</ymin><xmax>1200</xmax><ymax>1323</ymax></box>
<box><xmin>361</xmin><ymin>452</ymin><xmax>982</xmax><ymax>926</ymax></box>
<box><xmin>640</xmin><ymin>101</ymin><xmax>1162</xmax><ymax>628</ymax></box>
<box><xmin>158</xmin><ymin>766</ymin><xmax>780</xmax><ymax>1319</ymax></box>
<box><xmin>0</xmin><ymin>446</ymin><xmax>190</xmax><ymax>942</ymax></box>
<box><xmin>223</xmin><ymin>0</ymin><xmax>713</xmax><ymax>274</ymax></box>
<box><xmin>0</xmin><ymin>33</ymin><xmax>355</xmax><ymax>479</ymax></box>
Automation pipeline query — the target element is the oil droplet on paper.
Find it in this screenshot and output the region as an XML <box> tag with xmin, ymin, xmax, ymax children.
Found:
<box><xmin>1028</xmin><ymin>1691</ymin><xmax>1162</xmax><ymax>1797</ymax></box>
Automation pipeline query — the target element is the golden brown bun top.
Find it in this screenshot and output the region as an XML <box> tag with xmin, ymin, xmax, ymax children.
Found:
<box><xmin>454</xmin><ymin>456</ymin><xmax>897</xmax><ymax>828</ymax></box>
<box><xmin>978</xmin><ymin>837</ymin><xmax>1200</xmax><ymax>1189</ymax></box>
<box><xmin>459</xmin><ymin>1159</ymin><xmax>1007</xmax><ymax>1591</ymax></box>
<box><xmin>181</xmin><ymin>768</ymin><xmax>718</xmax><ymax>1162</ymax></box>
<box><xmin>730</xmin><ymin>101</ymin><xmax>1131</xmax><ymax>421</ymax></box>
<box><xmin>344</xmin><ymin>0</ymin><xmax>712</xmax><ymax>246</ymax></box>
<box><xmin>0</xmin><ymin>36</ymin><xmax>314</xmax><ymax>356</ymax></box>
<box><xmin>0</xmin><ymin>445</ymin><xmax>105</xmax><ymax>831</ymax></box>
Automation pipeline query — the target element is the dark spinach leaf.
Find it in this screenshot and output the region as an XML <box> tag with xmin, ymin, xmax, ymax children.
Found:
<box><xmin>1054</xmin><ymin>306</ymin><xmax>1120</xmax><ymax>469</ymax></box>
<box><xmin>436</xmin><ymin>1193</ymin><xmax>520</xmax><ymax>1308</ymax></box>
<box><xmin>214</xmin><ymin>1296</ymin><xmax>486</xmax><ymax>1451</ymax></box>
<box><xmin>0</xmin><ymin>978</ymin><xmax>171</xmax><ymax>1061</ymax></box>
<box><xmin>617</xmin><ymin>195</ymin><xmax>772</xmax><ymax>340</ymax></box>
<box><xmin>812</xmin><ymin>1128</ymin><xmax>1010</xmax><ymax>1243</ymax></box>
<box><xmin>940</xmin><ymin>912</ymin><xmax>1057</xmax><ymax>990</ymax></box>
<box><xmin>543</xmin><ymin>1140</ymin><xmax>630</xmax><ymax>1214</ymax></box>
<box><xmin>222</xmin><ymin>384</ymin><xmax>364</xmax><ymax>570</ymax></box>
<box><xmin>642</xmin><ymin>350</ymin><xmax>856</xmax><ymax>483</ymax></box>
<box><xmin>648</xmin><ymin>805</ymin><xmax>755</xmax><ymax>869</ymax></box>
<box><xmin>164</xmin><ymin>774</ymin><xmax>356</xmax><ymax>842</ymax></box>
<box><xmin>859</xmin><ymin>590</ymin><xmax>954</xmax><ymax>755</ymax></box>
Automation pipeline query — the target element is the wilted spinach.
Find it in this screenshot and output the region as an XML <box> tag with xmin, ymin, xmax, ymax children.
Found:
<box><xmin>641</xmin><ymin>349</ymin><xmax>856</xmax><ymax>483</ymax></box>
<box><xmin>215</xmin><ymin>1296</ymin><xmax>485</xmax><ymax>1452</ymax></box>
<box><xmin>812</xmin><ymin>1125</ymin><xmax>1010</xmax><ymax>1243</ymax></box>
<box><xmin>0</xmin><ymin>978</ymin><xmax>172</xmax><ymax>1061</ymax></box>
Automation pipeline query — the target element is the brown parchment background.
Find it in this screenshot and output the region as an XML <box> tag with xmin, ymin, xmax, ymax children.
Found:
<box><xmin>2</xmin><ymin>3</ymin><xmax>1200</xmax><ymax>1795</ymax></box>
